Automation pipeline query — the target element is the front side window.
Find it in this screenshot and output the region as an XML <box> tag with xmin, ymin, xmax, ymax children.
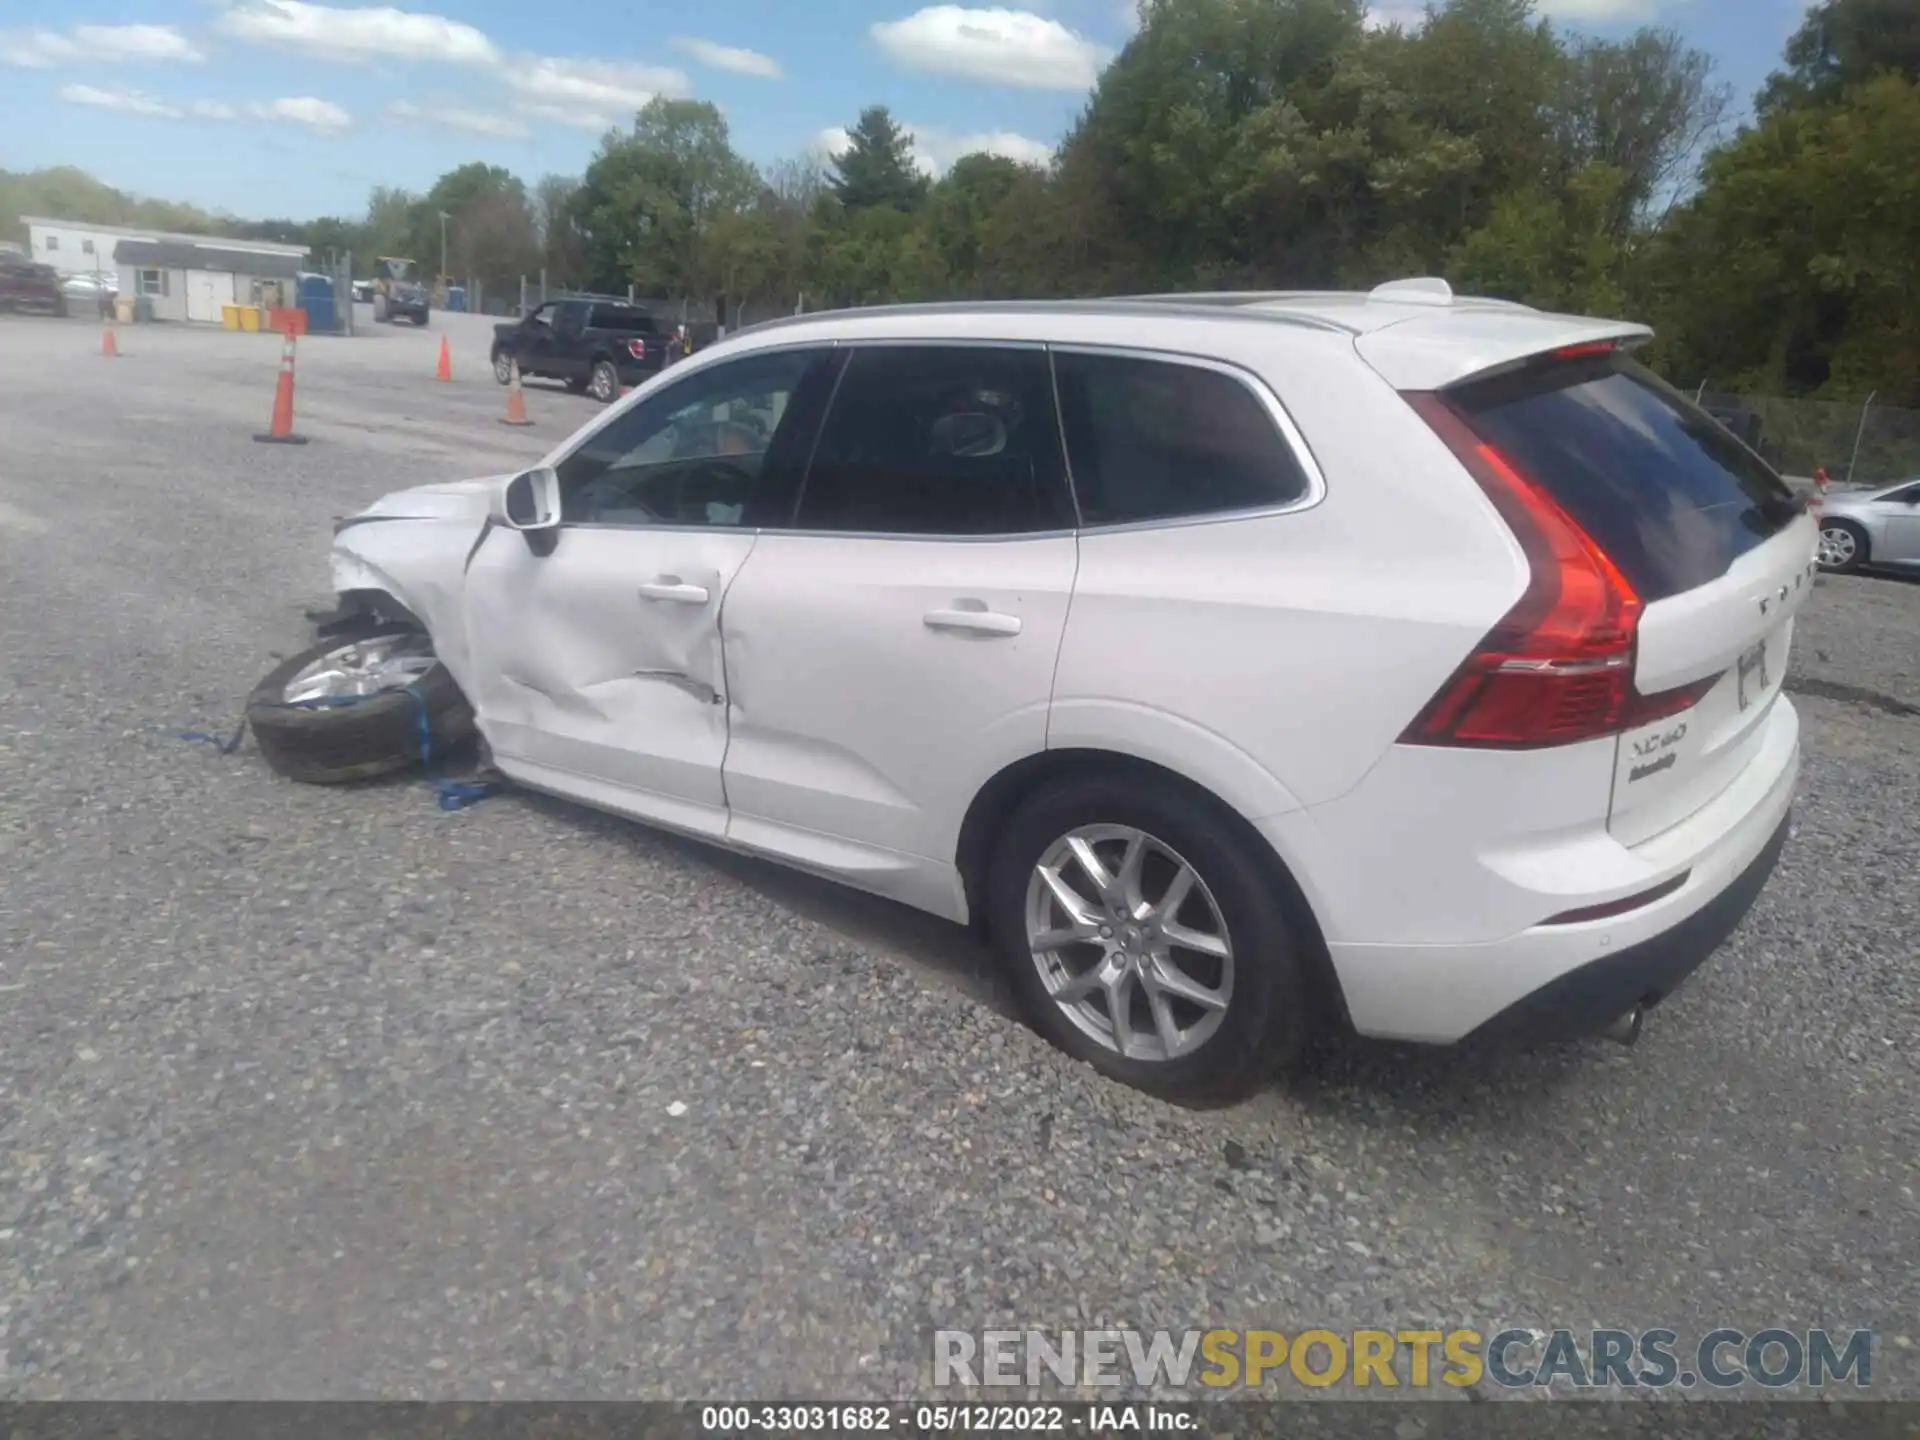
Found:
<box><xmin>81</xmin><ymin>239</ymin><xmax>94</xmax><ymax>255</ymax></box>
<box><xmin>45</xmin><ymin>236</ymin><xmax>59</xmax><ymax>252</ymax></box>
<box><xmin>556</xmin><ymin>348</ymin><xmax>832</xmax><ymax>527</ymax></box>
<box><xmin>137</xmin><ymin>268</ymin><xmax>165</xmax><ymax>297</ymax></box>
<box><xmin>793</xmin><ymin>345</ymin><xmax>1072</xmax><ymax>536</ymax></box>
<box><xmin>1053</xmin><ymin>351</ymin><xmax>1313</xmax><ymax>527</ymax></box>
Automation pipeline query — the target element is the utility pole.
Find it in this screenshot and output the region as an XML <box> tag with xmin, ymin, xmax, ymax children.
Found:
<box><xmin>438</xmin><ymin>210</ymin><xmax>451</xmax><ymax>293</ymax></box>
<box><xmin>1846</xmin><ymin>392</ymin><xmax>1877</xmax><ymax>486</ymax></box>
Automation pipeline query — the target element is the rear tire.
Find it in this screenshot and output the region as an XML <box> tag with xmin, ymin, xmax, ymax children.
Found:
<box><xmin>589</xmin><ymin>359</ymin><xmax>620</xmax><ymax>403</ymax></box>
<box><xmin>1818</xmin><ymin>519</ymin><xmax>1868</xmax><ymax>573</ymax></box>
<box><xmin>492</xmin><ymin>350</ymin><xmax>513</xmax><ymax>385</ymax></box>
<box><xmin>986</xmin><ymin>774</ymin><xmax>1309</xmax><ymax>1104</ymax></box>
<box><xmin>246</xmin><ymin>629</ymin><xmax>474</xmax><ymax>785</ymax></box>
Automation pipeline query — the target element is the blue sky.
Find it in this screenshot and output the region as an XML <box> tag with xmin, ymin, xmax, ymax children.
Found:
<box><xmin>1</xmin><ymin>0</ymin><xmax>1816</xmax><ymax>221</ymax></box>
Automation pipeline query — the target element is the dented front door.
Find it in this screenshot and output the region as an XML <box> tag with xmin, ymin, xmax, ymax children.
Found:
<box><xmin>462</xmin><ymin>525</ymin><xmax>757</xmax><ymax>837</ymax></box>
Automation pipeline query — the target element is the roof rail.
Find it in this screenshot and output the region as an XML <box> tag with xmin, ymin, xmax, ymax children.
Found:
<box><xmin>732</xmin><ymin>297</ymin><xmax>1356</xmax><ymax>338</ymax></box>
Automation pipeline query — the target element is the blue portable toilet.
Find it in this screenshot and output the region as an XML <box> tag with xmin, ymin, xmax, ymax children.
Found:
<box><xmin>445</xmin><ymin>285</ymin><xmax>468</xmax><ymax>313</ymax></box>
<box><xmin>297</xmin><ymin>272</ymin><xmax>338</xmax><ymax>333</ymax></box>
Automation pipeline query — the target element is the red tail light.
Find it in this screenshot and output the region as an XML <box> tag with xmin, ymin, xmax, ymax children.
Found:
<box><xmin>627</xmin><ymin>338</ymin><xmax>647</xmax><ymax>360</ymax></box>
<box><xmin>1403</xmin><ymin>392</ymin><xmax>1711</xmax><ymax>749</ymax></box>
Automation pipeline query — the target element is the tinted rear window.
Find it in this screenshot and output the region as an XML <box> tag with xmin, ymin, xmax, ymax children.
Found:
<box><xmin>589</xmin><ymin>305</ymin><xmax>658</xmax><ymax>331</ymax></box>
<box><xmin>1452</xmin><ymin>358</ymin><xmax>1799</xmax><ymax>602</ymax></box>
<box><xmin>1054</xmin><ymin>351</ymin><xmax>1312</xmax><ymax>526</ymax></box>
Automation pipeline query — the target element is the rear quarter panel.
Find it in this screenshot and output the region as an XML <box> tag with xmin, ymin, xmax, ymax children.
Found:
<box><xmin>1050</xmin><ymin>331</ymin><xmax>1525</xmax><ymax>820</ymax></box>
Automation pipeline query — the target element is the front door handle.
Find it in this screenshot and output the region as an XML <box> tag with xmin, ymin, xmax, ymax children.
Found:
<box><xmin>638</xmin><ymin>579</ymin><xmax>710</xmax><ymax>604</ymax></box>
<box><xmin>924</xmin><ymin>608</ymin><xmax>1022</xmax><ymax>637</ymax></box>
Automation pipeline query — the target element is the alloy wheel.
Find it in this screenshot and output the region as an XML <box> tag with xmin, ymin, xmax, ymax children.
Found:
<box><xmin>1818</xmin><ymin>524</ymin><xmax>1858</xmax><ymax>569</ymax></box>
<box><xmin>1023</xmin><ymin>824</ymin><xmax>1234</xmax><ymax>1062</ymax></box>
<box><xmin>282</xmin><ymin>634</ymin><xmax>436</xmax><ymax>705</ymax></box>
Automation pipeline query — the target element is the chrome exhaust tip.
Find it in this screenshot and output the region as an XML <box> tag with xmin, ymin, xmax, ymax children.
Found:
<box><xmin>1601</xmin><ymin>1006</ymin><xmax>1645</xmax><ymax>1047</ymax></box>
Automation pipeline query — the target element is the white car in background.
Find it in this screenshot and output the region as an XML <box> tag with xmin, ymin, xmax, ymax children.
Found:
<box><xmin>1816</xmin><ymin>477</ymin><xmax>1920</xmax><ymax>574</ymax></box>
<box><xmin>251</xmin><ymin>280</ymin><xmax>1816</xmax><ymax>1101</ymax></box>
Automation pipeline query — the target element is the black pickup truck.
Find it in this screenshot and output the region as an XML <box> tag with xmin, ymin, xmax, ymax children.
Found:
<box><xmin>491</xmin><ymin>297</ymin><xmax>671</xmax><ymax>403</ymax></box>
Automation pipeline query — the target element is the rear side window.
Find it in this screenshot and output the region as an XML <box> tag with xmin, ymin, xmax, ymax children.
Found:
<box><xmin>1052</xmin><ymin>351</ymin><xmax>1312</xmax><ymax>526</ymax></box>
<box><xmin>793</xmin><ymin>346</ymin><xmax>1073</xmax><ymax>536</ymax></box>
<box><xmin>1451</xmin><ymin>358</ymin><xmax>1799</xmax><ymax>602</ymax></box>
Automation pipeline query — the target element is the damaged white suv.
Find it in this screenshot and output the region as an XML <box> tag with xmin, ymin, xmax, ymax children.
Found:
<box><xmin>261</xmin><ymin>281</ymin><xmax>1815</xmax><ymax>1101</ymax></box>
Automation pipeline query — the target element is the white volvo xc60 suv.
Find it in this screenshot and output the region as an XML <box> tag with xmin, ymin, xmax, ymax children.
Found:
<box><xmin>259</xmin><ymin>279</ymin><xmax>1815</xmax><ymax>1100</ymax></box>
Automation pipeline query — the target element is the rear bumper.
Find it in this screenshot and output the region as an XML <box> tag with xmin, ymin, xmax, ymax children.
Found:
<box><xmin>1467</xmin><ymin>807</ymin><xmax>1790</xmax><ymax>1044</ymax></box>
<box><xmin>1301</xmin><ymin>697</ymin><xmax>1799</xmax><ymax>1044</ymax></box>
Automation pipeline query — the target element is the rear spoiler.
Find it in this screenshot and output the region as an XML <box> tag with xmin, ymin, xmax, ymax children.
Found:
<box><xmin>1354</xmin><ymin>312</ymin><xmax>1654</xmax><ymax>392</ymax></box>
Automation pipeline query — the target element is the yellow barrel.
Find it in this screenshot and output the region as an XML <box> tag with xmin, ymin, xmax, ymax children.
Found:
<box><xmin>222</xmin><ymin>304</ymin><xmax>243</xmax><ymax>330</ymax></box>
<box><xmin>239</xmin><ymin>306</ymin><xmax>262</xmax><ymax>333</ymax></box>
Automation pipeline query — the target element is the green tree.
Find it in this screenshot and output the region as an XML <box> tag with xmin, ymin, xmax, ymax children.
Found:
<box><xmin>924</xmin><ymin>153</ymin><xmax>1032</xmax><ymax>290</ymax></box>
<box><xmin>1644</xmin><ymin>73</ymin><xmax>1920</xmax><ymax>402</ymax></box>
<box><xmin>573</xmin><ymin>98</ymin><xmax>760</xmax><ymax>300</ymax></box>
<box><xmin>1552</xmin><ymin>29</ymin><xmax>1732</xmax><ymax>231</ymax></box>
<box><xmin>828</xmin><ymin>106</ymin><xmax>928</xmax><ymax>213</ymax></box>
<box><xmin>1760</xmin><ymin>0</ymin><xmax>1920</xmax><ymax>114</ymax></box>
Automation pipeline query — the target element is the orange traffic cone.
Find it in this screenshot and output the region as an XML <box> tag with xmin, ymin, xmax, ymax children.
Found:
<box><xmin>435</xmin><ymin>335</ymin><xmax>452</xmax><ymax>382</ymax></box>
<box><xmin>500</xmin><ymin>357</ymin><xmax>533</xmax><ymax>427</ymax></box>
<box><xmin>253</xmin><ymin>331</ymin><xmax>308</xmax><ymax>445</ymax></box>
<box><xmin>100</xmin><ymin>322</ymin><xmax>119</xmax><ymax>358</ymax></box>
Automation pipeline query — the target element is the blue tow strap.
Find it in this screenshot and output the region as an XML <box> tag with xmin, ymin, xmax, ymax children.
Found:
<box><xmin>171</xmin><ymin>717</ymin><xmax>249</xmax><ymax>754</ymax></box>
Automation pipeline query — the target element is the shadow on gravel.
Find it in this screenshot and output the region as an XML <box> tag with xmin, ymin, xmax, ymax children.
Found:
<box><xmin>509</xmin><ymin>789</ymin><xmax>1022</xmax><ymax>1023</ymax></box>
<box><xmin>507</xmin><ymin>788</ymin><xmax>1627</xmax><ymax>1119</ymax></box>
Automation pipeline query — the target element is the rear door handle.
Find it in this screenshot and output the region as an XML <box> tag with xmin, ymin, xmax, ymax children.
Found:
<box><xmin>924</xmin><ymin>608</ymin><xmax>1022</xmax><ymax>637</ymax></box>
<box><xmin>638</xmin><ymin>579</ymin><xmax>710</xmax><ymax>605</ymax></box>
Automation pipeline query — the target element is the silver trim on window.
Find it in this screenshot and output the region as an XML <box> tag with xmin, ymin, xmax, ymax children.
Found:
<box><xmin>551</xmin><ymin>336</ymin><xmax>1329</xmax><ymax>542</ymax></box>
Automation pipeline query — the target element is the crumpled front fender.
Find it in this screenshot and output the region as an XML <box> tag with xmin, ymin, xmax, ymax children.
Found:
<box><xmin>327</xmin><ymin>520</ymin><xmax>483</xmax><ymax>691</ymax></box>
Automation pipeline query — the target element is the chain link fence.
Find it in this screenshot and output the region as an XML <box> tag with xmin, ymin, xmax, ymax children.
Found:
<box><xmin>1696</xmin><ymin>388</ymin><xmax>1920</xmax><ymax>487</ymax></box>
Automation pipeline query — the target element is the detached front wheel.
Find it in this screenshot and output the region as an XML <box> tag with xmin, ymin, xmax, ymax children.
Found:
<box><xmin>247</xmin><ymin>629</ymin><xmax>475</xmax><ymax>784</ymax></box>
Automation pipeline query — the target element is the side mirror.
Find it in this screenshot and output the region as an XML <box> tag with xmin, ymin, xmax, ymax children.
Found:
<box><xmin>495</xmin><ymin>467</ymin><xmax>561</xmax><ymax>531</ymax></box>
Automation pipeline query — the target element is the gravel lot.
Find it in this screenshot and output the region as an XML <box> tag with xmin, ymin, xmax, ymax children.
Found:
<box><xmin>1</xmin><ymin>311</ymin><xmax>1916</xmax><ymax>1403</ymax></box>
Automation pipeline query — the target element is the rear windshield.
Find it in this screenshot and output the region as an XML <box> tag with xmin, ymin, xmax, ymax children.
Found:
<box><xmin>1451</xmin><ymin>357</ymin><xmax>1800</xmax><ymax>602</ymax></box>
<box><xmin>589</xmin><ymin>305</ymin><xmax>658</xmax><ymax>332</ymax></box>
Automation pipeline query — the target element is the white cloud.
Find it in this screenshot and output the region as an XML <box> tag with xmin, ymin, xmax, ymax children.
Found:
<box><xmin>810</xmin><ymin>121</ymin><xmax>1052</xmax><ymax>177</ymax></box>
<box><xmin>810</xmin><ymin>125</ymin><xmax>853</xmax><ymax>160</ymax></box>
<box><xmin>58</xmin><ymin>82</ymin><xmax>181</xmax><ymax>117</ymax></box>
<box><xmin>389</xmin><ymin>97</ymin><xmax>529</xmax><ymax>138</ymax></box>
<box><xmin>191</xmin><ymin>98</ymin><xmax>239</xmax><ymax>119</ymax></box>
<box><xmin>3</xmin><ymin>24</ymin><xmax>204</xmax><ymax>67</ymax></box>
<box><xmin>215</xmin><ymin>0</ymin><xmax>498</xmax><ymax>66</ymax></box>
<box><xmin>250</xmin><ymin>95</ymin><xmax>352</xmax><ymax>131</ymax></box>
<box><xmin>671</xmin><ymin>36</ymin><xmax>782</xmax><ymax>79</ymax></box>
<box><xmin>1533</xmin><ymin>0</ymin><xmax>1670</xmax><ymax>19</ymax></box>
<box><xmin>506</xmin><ymin>56</ymin><xmax>692</xmax><ymax>131</ymax></box>
<box><xmin>513</xmin><ymin>100</ymin><xmax>607</xmax><ymax>131</ymax></box>
<box><xmin>908</xmin><ymin>125</ymin><xmax>1054</xmax><ymax>173</ymax></box>
<box><xmin>871</xmin><ymin>6</ymin><xmax>1108</xmax><ymax>90</ymax></box>
<box><xmin>1362</xmin><ymin>4</ymin><xmax>1427</xmax><ymax>29</ymax></box>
